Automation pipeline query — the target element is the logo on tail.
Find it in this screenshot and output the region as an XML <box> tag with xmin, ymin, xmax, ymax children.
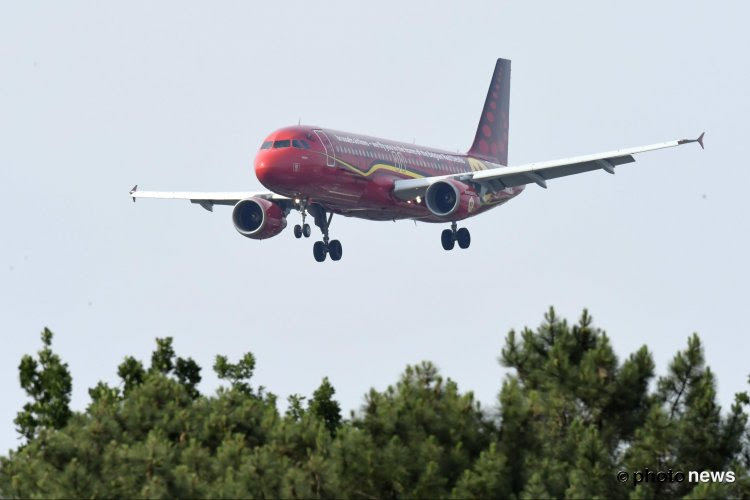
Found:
<box><xmin>467</xmin><ymin>58</ymin><xmax>511</xmax><ymax>165</ymax></box>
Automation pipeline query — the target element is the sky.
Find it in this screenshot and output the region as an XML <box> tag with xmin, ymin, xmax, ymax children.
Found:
<box><xmin>1</xmin><ymin>1</ymin><xmax>749</xmax><ymax>453</ymax></box>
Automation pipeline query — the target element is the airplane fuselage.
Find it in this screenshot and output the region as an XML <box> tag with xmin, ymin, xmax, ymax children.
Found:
<box><xmin>254</xmin><ymin>126</ymin><xmax>524</xmax><ymax>222</ymax></box>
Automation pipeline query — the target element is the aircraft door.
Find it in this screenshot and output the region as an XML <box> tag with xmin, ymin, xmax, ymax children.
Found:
<box><xmin>314</xmin><ymin>130</ymin><xmax>336</xmax><ymax>167</ymax></box>
<box><xmin>392</xmin><ymin>151</ymin><xmax>405</xmax><ymax>173</ymax></box>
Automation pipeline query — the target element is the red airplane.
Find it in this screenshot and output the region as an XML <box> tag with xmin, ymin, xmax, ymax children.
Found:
<box><xmin>131</xmin><ymin>58</ymin><xmax>704</xmax><ymax>262</ymax></box>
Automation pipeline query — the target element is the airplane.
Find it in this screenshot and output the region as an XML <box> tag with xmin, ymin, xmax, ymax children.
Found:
<box><xmin>130</xmin><ymin>58</ymin><xmax>704</xmax><ymax>262</ymax></box>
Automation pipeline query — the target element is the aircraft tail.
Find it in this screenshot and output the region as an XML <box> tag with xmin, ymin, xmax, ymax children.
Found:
<box><xmin>467</xmin><ymin>58</ymin><xmax>511</xmax><ymax>165</ymax></box>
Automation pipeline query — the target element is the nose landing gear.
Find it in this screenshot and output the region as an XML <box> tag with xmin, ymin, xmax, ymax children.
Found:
<box><xmin>293</xmin><ymin>223</ymin><xmax>311</xmax><ymax>239</ymax></box>
<box><xmin>441</xmin><ymin>221</ymin><xmax>470</xmax><ymax>251</ymax></box>
<box><xmin>293</xmin><ymin>203</ymin><xmax>312</xmax><ymax>239</ymax></box>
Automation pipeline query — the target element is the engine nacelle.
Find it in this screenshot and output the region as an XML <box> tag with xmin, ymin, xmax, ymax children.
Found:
<box><xmin>424</xmin><ymin>180</ymin><xmax>480</xmax><ymax>219</ymax></box>
<box><xmin>232</xmin><ymin>197</ymin><xmax>287</xmax><ymax>240</ymax></box>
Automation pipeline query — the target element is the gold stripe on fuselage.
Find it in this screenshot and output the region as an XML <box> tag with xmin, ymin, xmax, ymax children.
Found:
<box><xmin>468</xmin><ymin>157</ymin><xmax>489</xmax><ymax>172</ymax></box>
<box><xmin>331</xmin><ymin>155</ymin><xmax>425</xmax><ymax>179</ymax></box>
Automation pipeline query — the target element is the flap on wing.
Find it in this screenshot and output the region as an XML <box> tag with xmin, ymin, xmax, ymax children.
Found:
<box><xmin>472</xmin><ymin>155</ymin><xmax>635</xmax><ymax>189</ymax></box>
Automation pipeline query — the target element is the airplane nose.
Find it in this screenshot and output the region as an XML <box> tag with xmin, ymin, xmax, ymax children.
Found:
<box><xmin>254</xmin><ymin>154</ymin><xmax>273</xmax><ymax>186</ymax></box>
<box><xmin>254</xmin><ymin>149</ymin><xmax>295</xmax><ymax>192</ymax></box>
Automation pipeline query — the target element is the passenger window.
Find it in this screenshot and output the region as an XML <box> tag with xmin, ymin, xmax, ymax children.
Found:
<box><xmin>273</xmin><ymin>140</ymin><xmax>291</xmax><ymax>148</ymax></box>
<box><xmin>260</xmin><ymin>141</ymin><xmax>273</xmax><ymax>150</ymax></box>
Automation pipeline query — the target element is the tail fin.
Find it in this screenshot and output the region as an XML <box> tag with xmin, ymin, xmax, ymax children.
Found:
<box><xmin>467</xmin><ymin>58</ymin><xmax>511</xmax><ymax>165</ymax></box>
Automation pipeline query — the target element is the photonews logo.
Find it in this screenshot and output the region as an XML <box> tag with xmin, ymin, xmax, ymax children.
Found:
<box><xmin>617</xmin><ymin>468</ymin><xmax>736</xmax><ymax>486</ymax></box>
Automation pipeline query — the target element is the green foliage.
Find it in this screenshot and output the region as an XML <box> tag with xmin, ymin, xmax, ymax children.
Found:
<box><xmin>286</xmin><ymin>394</ymin><xmax>306</xmax><ymax>421</ymax></box>
<box><xmin>498</xmin><ymin>307</ymin><xmax>655</xmax><ymax>498</ymax></box>
<box><xmin>118</xmin><ymin>356</ymin><xmax>145</xmax><ymax>394</ymax></box>
<box><xmin>623</xmin><ymin>333</ymin><xmax>750</xmax><ymax>498</ymax></box>
<box><xmin>13</xmin><ymin>328</ymin><xmax>72</xmax><ymax>441</ymax></box>
<box><xmin>451</xmin><ymin>442</ymin><xmax>512</xmax><ymax>499</ymax></box>
<box><xmin>174</xmin><ymin>357</ymin><xmax>202</xmax><ymax>399</ymax></box>
<box><xmin>2</xmin><ymin>310</ymin><xmax>749</xmax><ymax>499</ymax></box>
<box><xmin>308</xmin><ymin>377</ymin><xmax>342</xmax><ymax>435</ymax></box>
<box><xmin>150</xmin><ymin>337</ymin><xmax>176</xmax><ymax>375</ymax></box>
<box><xmin>214</xmin><ymin>352</ymin><xmax>256</xmax><ymax>394</ymax></box>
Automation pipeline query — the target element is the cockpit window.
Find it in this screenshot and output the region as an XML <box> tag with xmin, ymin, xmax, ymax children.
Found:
<box><xmin>260</xmin><ymin>141</ymin><xmax>272</xmax><ymax>150</ymax></box>
<box><xmin>273</xmin><ymin>139</ymin><xmax>291</xmax><ymax>149</ymax></box>
<box><xmin>292</xmin><ymin>139</ymin><xmax>310</xmax><ymax>149</ymax></box>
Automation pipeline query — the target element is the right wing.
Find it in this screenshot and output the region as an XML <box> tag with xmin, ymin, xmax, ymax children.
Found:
<box><xmin>393</xmin><ymin>133</ymin><xmax>704</xmax><ymax>200</ymax></box>
<box><xmin>129</xmin><ymin>185</ymin><xmax>291</xmax><ymax>212</ymax></box>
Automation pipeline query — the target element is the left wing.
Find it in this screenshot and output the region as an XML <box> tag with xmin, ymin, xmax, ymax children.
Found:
<box><xmin>393</xmin><ymin>133</ymin><xmax>704</xmax><ymax>200</ymax></box>
<box><xmin>129</xmin><ymin>185</ymin><xmax>291</xmax><ymax>212</ymax></box>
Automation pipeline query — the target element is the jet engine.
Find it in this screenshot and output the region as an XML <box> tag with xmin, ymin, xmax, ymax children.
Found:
<box><xmin>232</xmin><ymin>197</ymin><xmax>287</xmax><ymax>239</ymax></box>
<box><xmin>424</xmin><ymin>180</ymin><xmax>480</xmax><ymax>219</ymax></box>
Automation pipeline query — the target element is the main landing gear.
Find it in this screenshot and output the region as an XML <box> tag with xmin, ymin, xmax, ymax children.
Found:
<box><xmin>309</xmin><ymin>205</ymin><xmax>342</xmax><ymax>262</ymax></box>
<box><xmin>441</xmin><ymin>221</ymin><xmax>470</xmax><ymax>251</ymax></box>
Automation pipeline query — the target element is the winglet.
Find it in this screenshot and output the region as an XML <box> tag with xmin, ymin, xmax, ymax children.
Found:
<box><xmin>678</xmin><ymin>132</ymin><xmax>705</xmax><ymax>149</ymax></box>
<box><xmin>130</xmin><ymin>184</ymin><xmax>138</xmax><ymax>202</ymax></box>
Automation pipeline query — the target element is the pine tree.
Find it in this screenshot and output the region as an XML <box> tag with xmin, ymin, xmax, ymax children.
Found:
<box><xmin>3</xmin><ymin>311</ymin><xmax>750</xmax><ymax>499</ymax></box>
<box><xmin>214</xmin><ymin>352</ymin><xmax>256</xmax><ymax>395</ymax></box>
<box><xmin>499</xmin><ymin>308</ymin><xmax>654</xmax><ymax>498</ymax></box>
<box><xmin>625</xmin><ymin>334</ymin><xmax>750</xmax><ymax>498</ymax></box>
<box><xmin>14</xmin><ymin>328</ymin><xmax>72</xmax><ymax>441</ymax></box>
<box><xmin>118</xmin><ymin>356</ymin><xmax>145</xmax><ymax>394</ymax></box>
<box><xmin>308</xmin><ymin>377</ymin><xmax>342</xmax><ymax>435</ymax></box>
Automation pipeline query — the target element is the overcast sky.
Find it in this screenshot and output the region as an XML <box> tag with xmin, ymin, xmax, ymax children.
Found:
<box><xmin>2</xmin><ymin>1</ymin><xmax>748</xmax><ymax>453</ymax></box>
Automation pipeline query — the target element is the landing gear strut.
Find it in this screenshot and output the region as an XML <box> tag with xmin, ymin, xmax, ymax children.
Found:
<box><xmin>309</xmin><ymin>205</ymin><xmax>342</xmax><ymax>262</ymax></box>
<box><xmin>441</xmin><ymin>221</ymin><xmax>470</xmax><ymax>251</ymax></box>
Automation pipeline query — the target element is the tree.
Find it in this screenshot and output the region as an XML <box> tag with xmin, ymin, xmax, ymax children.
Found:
<box><xmin>118</xmin><ymin>356</ymin><xmax>145</xmax><ymax>395</ymax></box>
<box><xmin>2</xmin><ymin>311</ymin><xmax>749</xmax><ymax>499</ymax></box>
<box><xmin>498</xmin><ymin>308</ymin><xmax>654</xmax><ymax>498</ymax></box>
<box><xmin>308</xmin><ymin>377</ymin><xmax>342</xmax><ymax>435</ymax></box>
<box><xmin>334</xmin><ymin>361</ymin><xmax>492</xmax><ymax>498</ymax></box>
<box><xmin>174</xmin><ymin>357</ymin><xmax>202</xmax><ymax>399</ymax></box>
<box><xmin>14</xmin><ymin>328</ymin><xmax>72</xmax><ymax>441</ymax></box>
<box><xmin>624</xmin><ymin>333</ymin><xmax>749</xmax><ymax>498</ymax></box>
<box><xmin>214</xmin><ymin>352</ymin><xmax>256</xmax><ymax>395</ymax></box>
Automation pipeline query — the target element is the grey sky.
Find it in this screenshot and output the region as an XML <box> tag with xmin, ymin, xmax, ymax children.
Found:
<box><xmin>1</xmin><ymin>1</ymin><xmax>748</xmax><ymax>453</ymax></box>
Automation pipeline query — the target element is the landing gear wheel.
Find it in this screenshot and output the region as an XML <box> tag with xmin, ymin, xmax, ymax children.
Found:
<box><xmin>329</xmin><ymin>240</ymin><xmax>343</xmax><ymax>261</ymax></box>
<box><xmin>310</xmin><ymin>205</ymin><xmax>343</xmax><ymax>262</ymax></box>
<box><xmin>302</xmin><ymin>223</ymin><xmax>311</xmax><ymax>238</ymax></box>
<box><xmin>441</xmin><ymin>229</ymin><xmax>455</xmax><ymax>251</ymax></box>
<box><xmin>456</xmin><ymin>227</ymin><xmax>471</xmax><ymax>249</ymax></box>
<box><xmin>313</xmin><ymin>241</ymin><xmax>327</xmax><ymax>262</ymax></box>
<box><xmin>294</xmin><ymin>224</ymin><xmax>303</xmax><ymax>239</ymax></box>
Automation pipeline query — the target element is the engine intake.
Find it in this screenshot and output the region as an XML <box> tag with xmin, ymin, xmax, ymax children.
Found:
<box><xmin>424</xmin><ymin>180</ymin><xmax>480</xmax><ymax>219</ymax></box>
<box><xmin>232</xmin><ymin>197</ymin><xmax>287</xmax><ymax>240</ymax></box>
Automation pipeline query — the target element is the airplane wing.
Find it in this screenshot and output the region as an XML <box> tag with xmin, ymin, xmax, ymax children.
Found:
<box><xmin>129</xmin><ymin>185</ymin><xmax>291</xmax><ymax>212</ymax></box>
<box><xmin>393</xmin><ymin>133</ymin><xmax>704</xmax><ymax>200</ymax></box>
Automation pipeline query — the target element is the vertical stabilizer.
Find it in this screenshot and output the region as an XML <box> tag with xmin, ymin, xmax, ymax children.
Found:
<box><xmin>467</xmin><ymin>58</ymin><xmax>511</xmax><ymax>165</ymax></box>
